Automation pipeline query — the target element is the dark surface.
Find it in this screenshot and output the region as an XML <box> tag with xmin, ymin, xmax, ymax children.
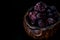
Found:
<box><xmin>12</xmin><ymin>0</ymin><xmax>60</xmax><ymax>40</ymax></box>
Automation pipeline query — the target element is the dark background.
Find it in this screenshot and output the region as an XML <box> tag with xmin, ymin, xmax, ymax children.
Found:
<box><xmin>12</xmin><ymin>0</ymin><xmax>60</xmax><ymax>40</ymax></box>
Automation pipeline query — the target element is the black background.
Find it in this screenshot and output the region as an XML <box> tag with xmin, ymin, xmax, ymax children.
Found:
<box><xmin>12</xmin><ymin>0</ymin><xmax>60</xmax><ymax>40</ymax></box>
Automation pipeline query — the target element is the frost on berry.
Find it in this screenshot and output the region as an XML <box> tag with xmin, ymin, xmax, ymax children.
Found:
<box><xmin>26</xmin><ymin>2</ymin><xmax>59</xmax><ymax>29</ymax></box>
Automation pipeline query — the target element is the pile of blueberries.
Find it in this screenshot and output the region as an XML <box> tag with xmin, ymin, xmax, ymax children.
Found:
<box><xmin>26</xmin><ymin>2</ymin><xmax>59</xmax><ymax>28</ymax></box>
